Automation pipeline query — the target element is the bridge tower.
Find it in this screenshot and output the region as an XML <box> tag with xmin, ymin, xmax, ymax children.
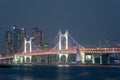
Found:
<box><xmin>58</xmin><ymin>30</ymin><xmax>69</xmax><ymax>63</ymax></box>
<box><xmin>14</xmin><ymin>37</ymin><xmax>34</xmax><ymax>63</ymax></box>
<box><xmin>14</xmin><ymin>36</ymin><xmax>40</xmax><ymax>64</ymax></box>
<box><xmin>24</xmin><ymin>37</ymin><xmax>34</xmax><ymax>53</ymax></box>
<box><xmin>59</xmin><ymin>30</ymin><xmax>68</xmax><ymax>50</ymax></box>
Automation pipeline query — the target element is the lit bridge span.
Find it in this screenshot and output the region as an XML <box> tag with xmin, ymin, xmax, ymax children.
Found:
<box><xmin>13</xmin><ymin>48</ymin><xmax>120</xmax><ymax>57</ymax></box>
<box><xmin>1</xmin><ymin>30</ymin><xmax>120</xmax><ymax>64</ymax></box>
<box><xmin>1</xmin><ymin>48</ymin><xmax>120</xmax><ymax>64</ymax></box>
<box><xmin>81</xmin><ymin>48</ymin><xmax>120</xmax><ymax>54</ymax></box>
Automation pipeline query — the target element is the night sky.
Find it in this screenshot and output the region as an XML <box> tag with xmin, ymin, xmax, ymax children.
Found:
<box><xmin>0</xmin><ymin>0</ymin><xmax>120</xmax><ymax>52</ymax></box>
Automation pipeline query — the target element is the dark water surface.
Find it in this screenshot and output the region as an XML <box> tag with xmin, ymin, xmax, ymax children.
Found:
<box><xmin>0</xmin><ymin>65</ymin><xmax>120</xmax><ymax>80</ymax></box>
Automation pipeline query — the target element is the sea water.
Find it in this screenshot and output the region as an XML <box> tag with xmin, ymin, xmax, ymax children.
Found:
<box><xmin>0</xmin><ymin>65</ymin><xmax>120</xmax><ymax>80</ymax></box>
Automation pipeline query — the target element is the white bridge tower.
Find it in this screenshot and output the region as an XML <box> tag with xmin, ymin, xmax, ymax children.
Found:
<box><xmin>58</xmin><ymin>30</ymin><xmax>69</xmax><ymax>63</ymax></box>
<box><xmin>24</xmin><ymin>37</ymin><xmax>34</xmax><ymax>53</ymax></box>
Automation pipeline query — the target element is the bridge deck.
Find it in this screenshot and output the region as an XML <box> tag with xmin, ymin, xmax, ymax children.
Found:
<box><xmin>1</xmin><ymin>48</ymin><xmax>120</xmax><ymax>59</ymax></box>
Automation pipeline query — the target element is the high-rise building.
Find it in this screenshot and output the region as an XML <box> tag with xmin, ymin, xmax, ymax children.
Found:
<box><xmin>12</xmin><ymin>27</ymin><xmax>20</xmax><ymax>53</ymax></box>
<box><xmin>32</xmin><ymin>27</ymin><xmax>44</xmax><ymax>49</ymax></box>
<box><xmin>19</xmin><ymin>28</ymin><xmax>27</xmax><ymax>52</ymax></box>
<box><xmin>5</xmin><ymin>31</ymin><xmax>13</xmax><ymax>54</ymax></box>
<box><xmin>12</xmin><ymin>27</ymin><xmax>28</xmax><ymax>53</ymax></box>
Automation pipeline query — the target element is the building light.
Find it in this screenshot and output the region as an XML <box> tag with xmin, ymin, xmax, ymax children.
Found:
<box><xmin>13</xmin><ymin>27</ymin><xmax>15</xmax><ymax>29</ymax></box>
<box><xmin>22</xmin><ymin>28</ymin><xmax>24</xmax><ymax>30</ymax></box>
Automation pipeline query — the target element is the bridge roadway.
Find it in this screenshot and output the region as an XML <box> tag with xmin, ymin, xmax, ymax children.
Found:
<box><xmin>1</xmin><ymin>48</ymin><xmax>120</xmax><ymax>59</ymax></box>
<box><xmin>0</xmin><ymin>48</ymin><xmax>120</xmax><ymax>64</ymax></box>
<box><xmin>81</xmin><ymin>48</ymin><xmax>120</xmax><ymax>54</ymax></box>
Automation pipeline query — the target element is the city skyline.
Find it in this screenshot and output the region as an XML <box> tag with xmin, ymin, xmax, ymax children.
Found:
<box><xmin>3</xmin><ymin>26</ymin><xmax>120</xmax><ymax>54</ymax></box>
<box><xmin>5</xmin><ymin>26</ymin><xmax>44</xmax><ymax>54</ymax></box>
<box><xmin>0</xmin><ymin>0</ymin><xmax>120</xmax><ymax>52</ymax></box>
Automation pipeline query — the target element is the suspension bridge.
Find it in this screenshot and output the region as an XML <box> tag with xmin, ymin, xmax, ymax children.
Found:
<box><xmin>1</xmin><ymin>30</ymin><xmax>120</xmax><ymax>65</ymax></box>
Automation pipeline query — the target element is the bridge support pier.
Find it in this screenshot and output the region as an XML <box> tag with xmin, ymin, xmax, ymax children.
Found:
<box><xmin>76</xmin><ymin>48</ymin><xmax>81</xmax><ymax>63</ymax></box>
<box><xmin>14</xmin><ymin>55</ymin><xmax>32</xmax><ymax>64</ymax></box>
<box><xmin>45</xmin><ymin>55</ymin><xmax>48</xmax><ymax>64</ymax></box>
<box><xmin>58</xmin><ymin>54</ymin><xmax>68</xmax><ymax>63</ymax></box>
<box><xmin>8</xmin><ymin>58</ymin><xmax>12</xmax><ymax>64</ymax></box>
<box><xmin>24</xmin><ymin>56</ymin><xmax>32</xmax><ymax>63</ymax></box>
<box><xmin>107</xmin><ymin>55</ymin><xmax>110</xmax><ymax>64</ymax></box>
<box><xmin>65</xmin><ymin>54</ymin><xmax>68</xmax><ymax>63</ymax></box>
<box><xmin>20</xmin><ymin>57</ymin><xmax>24</xmax><ymax>63</ymax></box>
<box><xmin>85</xmin><ymin>54</ymin><xmax>93</xmax><ymax>64</ymax></box>
<box><xmin>58</xmin><ymin>54</ymin><xmax>61</xmax><ymax>63</ymax></box>
<box><xmin>80</xmin><ymin>51</ymin><xmax>85</xmax><ymax>64</ymax></box>
<box><xmin>38</xmin><ymin>55</ymin><xmax>41</xmax><ymax>63</ymax></box>
<box><xmin>92</xmin><ymin>54</ymin><xmax>95</xmax><ymax>64</ymax></box>
<box><xmin>100</xmin><ymin>55</ymin><xmax>102</xmax><ymax>64</ymax></box>
<box><xmin>14</xmin><ymin>55</ymin><xmax>18</xmax><ymax>64</ymax></box>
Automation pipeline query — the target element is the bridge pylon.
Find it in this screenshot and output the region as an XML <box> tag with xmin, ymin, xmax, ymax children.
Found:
<box><xmin>24</xmin><ymin>37</ymin><xmax>34</xmax><ymax>53</ymax></box>
<box><xmin>58</xmin><ymin>30</ymin><xmax>69</xmax><ymax>63</ymax></box>
<box><xmin>58</xmin><ymin>30</ymin><xmax>68</xmax><ymax>50</ymax></box>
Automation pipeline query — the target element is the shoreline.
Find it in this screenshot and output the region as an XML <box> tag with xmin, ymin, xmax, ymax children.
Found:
<box><xmin>0</xmin><ymin>64</ymin><xmax>12</xmax><ymax>68</ymax></box>
<box><xmin>8</xmin><ymin>63</ymin><xmax>120</xmax><ymax>67</ymax></box>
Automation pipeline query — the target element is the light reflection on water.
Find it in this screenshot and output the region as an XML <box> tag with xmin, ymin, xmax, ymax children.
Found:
<box><xmin>0</xmin><ymin>65</ymin><xmax>120</xmax><ymax>80</ymax></box>
<box><xmin>15</xmin><ymin>76</ymin><xmax>33</xmax><ymax>80</ymax></box>
<box><xmin>57</xmin><ymin>65</ymin><xmax>71</xmax><ymax>80</ymax></box>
